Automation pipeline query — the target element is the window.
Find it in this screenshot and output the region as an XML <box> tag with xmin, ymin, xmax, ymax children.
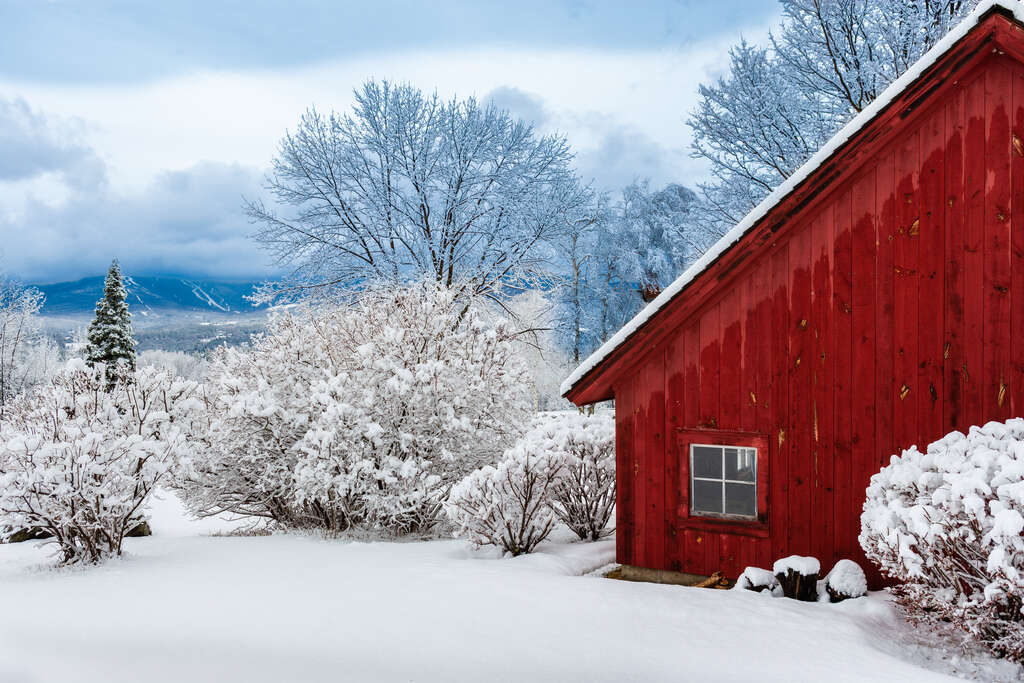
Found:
<box><xmin>690</xmin><ymin>444</ymin><xmax>757</xmax><ymax>519</ymax></box>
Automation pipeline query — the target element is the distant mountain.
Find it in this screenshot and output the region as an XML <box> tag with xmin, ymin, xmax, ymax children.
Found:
<box><xmin>34</xmin><ymin>275</ymin><xmax>267</xmax><ymax>317</ymax></box>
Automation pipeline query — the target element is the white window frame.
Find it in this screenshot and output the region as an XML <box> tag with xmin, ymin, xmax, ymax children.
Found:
<box><xmin>689</xmin><ymin>444</ymin><xmax>758</xmax><ymax>520</ymax></box>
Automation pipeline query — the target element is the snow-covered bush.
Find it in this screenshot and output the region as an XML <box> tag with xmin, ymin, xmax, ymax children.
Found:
<box><xmin>538</xmin><ymin>411</ymin><xmax>616</xmax><ymax>541</ymax></box>
<box><xmin>860</xmin><ymin>419</ymin><xmax>1024</xmax><ymax>661</ymax></box>
<box><xmin>445</xmin><ymin>411</ymin><xmax>615</xmax><ymax>552</ymax></box>
<box><xmin>185</xmin><ymin>281</ymin><xmax>533</xmax><ymax>535</ymax></box>
<box><xmin>138</xmin><ymin>349</ymin><xmax>207</xmax><ymax>381</ymax></box>
<box><xmin>0</xmin><ymin>361</ymin><xmax>201</xmax><ymax>564</ymax></box>
<box><xmin>445</xmin><ymin>444</ymin><xmax>563</xmax><ymax>556</ymax></box>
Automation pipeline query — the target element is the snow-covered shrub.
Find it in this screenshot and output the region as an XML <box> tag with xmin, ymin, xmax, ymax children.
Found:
<box><xmin>185</xmin><ymin>281</ymin><xmax>533</xmax><ymax>535</ymax></box>
<box><xmin>445</xmin><ymin>444</ymin><xmax>563</xmax><ymax>555</ymax></box>
<box><xmin>444</xmin><ymin>411</ymin><xmax>614</xmax><ymax>550</ymax></box>
<box><xmin>138</xmin><ymin>349</ymin><xmax>207</xmax><ymax>381</ymax></box>
<box><xmin>860</xmin><ymin>419</ymin><xmax>1024</xmax><ymax>661</ymax></box>
<box><xmin>824</xmin><ymin>559</ymin><xmax>867</xmax><ymax>602</ymax></box>
<box><xmin>537</xmin><ymin>411</ymin><xmax>616</xmax><ymax>541</ymax></box>
<box><xmin>0</xmin><ymin>361</ymin><xmax>201</xmax><ymax>564</ymax></box>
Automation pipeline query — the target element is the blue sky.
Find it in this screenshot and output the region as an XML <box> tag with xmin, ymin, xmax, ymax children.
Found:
<box><xmin>0</xmin><ymin>0</ymin><xmax>779</xmax><ymax>283</ymax></box>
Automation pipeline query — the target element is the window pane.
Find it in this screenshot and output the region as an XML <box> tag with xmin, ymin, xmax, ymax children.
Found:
<box><xmin>692</xmin><ymin>446</ymin><xmax>722</xmax><ymax>479</ymax></box>
<box><xmin>724</xmin><ymin>482</ymin><xmax>756</xmax><ymax>517</ymax></box>
<box><xmin>692</xmin><ymin>480</ymin><xmax>723</xmax><ymax>514</ymax></box>
<box><xmin>725</xmin><ymin>447</ymin><xmax>756</xmax><ymax>482</ymax></box>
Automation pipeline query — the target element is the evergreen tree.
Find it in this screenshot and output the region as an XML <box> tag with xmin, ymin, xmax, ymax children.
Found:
<box><xmin>85</xmin><ymin>260</ymin><xmax>136</xmax><ymax>383</ymax></box>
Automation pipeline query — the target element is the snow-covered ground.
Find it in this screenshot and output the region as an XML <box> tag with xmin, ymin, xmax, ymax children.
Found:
<box><xmin>0</xmin><ymin>494</ymin><xmax>1017</xmax><ymax>683</ymax></box>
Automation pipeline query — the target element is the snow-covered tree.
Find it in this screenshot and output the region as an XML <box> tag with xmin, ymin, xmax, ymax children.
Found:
<box><xmin>0</xmin><ymin>361</ymin><xmax>201</xmax><ymax>564</ymax></box>
<box><xmin>617</xmin><ymin>181</ymin><xmax>699</xmax><ymax>300</ymax></box>
<box><xmin>689</xmin><ymin>0</ymin><xmax>978</xmax><ymax>234</ymax></box>
<box><xmin>85</xmin><ymin>260</ymin><xmax>136</xmax><ymax>384</ymax></box>
<box><xmin>689</xmin><ymin>41</ymin><xmax>833</xmax><ymax>231</ymax></box>
<box><xmin>772</xmin><ymin>0</ymin><xmax>976</xmax><ymax>119</ymax></box>
<box><xmin>185</xmin><ymin>280</ymin><xmax>534</xmax><ymax>535</ymax></box>
<box><xmin>445</xmin><ymin>442</ymin><xmax>563</xmax><ymax>556</ymax></box>
<box><xmin>861</xmin><ymin>419</ymin><xmax>1024</xmax><ymax>662</ymax></box>
<box><xmin>0</xmin><ymin>276</ymin><xmax>45</xmax><ymax>418</ymax></box>
<box><xmin>246</xmin><ymin>80</ymin><xmax>591</xmax><ymax>303</ymax></box>
<box><xmin>504</xmin><ymin>290</ymin><xmax>572</xmax><ymax>411</ymax></box>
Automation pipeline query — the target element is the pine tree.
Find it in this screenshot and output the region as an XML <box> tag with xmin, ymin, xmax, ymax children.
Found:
<box><xmin>85</xmin><ymin>259</ymin><xmax>136</xmax><ymax>384</ymax></box>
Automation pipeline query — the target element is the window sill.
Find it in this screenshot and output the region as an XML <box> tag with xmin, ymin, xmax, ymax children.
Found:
<box><xmin>674</xmin><ymin>508</ymin><xmax>770</xmax><ymax>538</ymax></box>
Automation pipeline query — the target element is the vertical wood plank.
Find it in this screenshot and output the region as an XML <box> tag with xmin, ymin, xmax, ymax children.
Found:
<box><xmin>788</xmin><ymin>223</ymin><xmax>813</xmax><ymax>558</ymax></box>
<box><xmin>852</xmin><ymin>167</ymin><xmax>878</xmax><ymax>562</ymax></box>
<box><xmin>919</xmin><ymin>107</ymin><xmax>946</xmax><ymax>445</ymax></box>
<box><xmin>681</xmin><ymin>323</ymin><xmax>700</xmax><ymax>573</ymax></box>
<box><xmin>699</xmin><ymin>305</ymin><xmax>721</xmax><ymax>431</ymax></box>
<box><xmin>875</xmin><ymin>151</ymin><xmax>897</xmax><ymax>473</ymax></box>
<box><xmin>770</xmin><ymin>245</ymin><xmax>791</xmax><ymax>563</ymax></box>
<box><xmin>1011</xmin><ymin>68</ymin><xmax>1024</xmax><ymax>416</ymax></box>
<box><xmin>832</xmin><ymin>186</ymin><xmax>854</xmax><ymax>560</ymax></box>
<box><xmin>719</xmin><ymin>287</ymin><xmax>742</xmax><ymax>432</ymax></box>
<box><xmin>699</xmin><ymin>304</ymin><xmax>720</xmax><ymax>572</ymax></box>
<box><xmin>664</xmin><ymin>335</ymin><xmax>684</xmax><ymax>572</ymax></box>
<box><xmin>615</xmin><ymin>379</ymin><xmax>634</xmax><ymax>566</ymax></box>
<box><xmin>753</xmin><ymin>258</ymin><xmax>773</xmax><ymax>569</ymax></box>
<box><xmin>984</xmin><ymin>60</ymin><xmax>1012</xmax><ymax>422</ymax></box>
<box><xmin>632</xmin><ymin>370</ymin><xmax>647</xmax><ymax>568</ymax></box>
<box><xmin>644</xmin><ymin>353</ymin><xmax>666</xmax><ymax>570</ymax></box>
<box><xmin>944</xmin><ymin>87</ymin><xmax>967</xmax><ymax>433</ymax></box>
<box><xmin>964</xmin><ymin>72</ymin><xmax>987</xmax><ymax>429</ymax></box>
<box><xmin>894</xmin><ymin>129</ymin><xmax>920</xmax><ymax>452</ymax></box>
<box><xmin>741</xmin><ymin>272</ymin><xmax>758</xmax><ymax>433</ymax></box>
<box><xmin>811</xmin><ymin>206</ymin><xmax>835</xmax><ymax>567</ymax></box>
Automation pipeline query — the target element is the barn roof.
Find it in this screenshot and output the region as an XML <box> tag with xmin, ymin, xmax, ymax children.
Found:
<box><xmin>561</xmin><ymin>0</ymin><xmax>1024</xmax><ymax>402</ymax></box>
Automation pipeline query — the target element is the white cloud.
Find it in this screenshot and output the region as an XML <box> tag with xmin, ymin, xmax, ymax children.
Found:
<box><xmin>0</xmin><ymin>24</ymin><xmax>772</xmax><ymax>280</ymax></box>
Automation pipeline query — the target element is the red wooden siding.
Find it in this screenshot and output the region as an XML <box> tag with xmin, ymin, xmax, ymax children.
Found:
<box><xmin>608</xmin><ymin>45</ymin><xmax>1024</xmax><ymax>586</ymax></box>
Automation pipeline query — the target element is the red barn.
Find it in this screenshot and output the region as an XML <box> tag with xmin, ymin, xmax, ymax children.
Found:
<box><xmin>562</xmin><ymin>0</ymin><xmax>1024</xmax><ymax>587</ymax></box>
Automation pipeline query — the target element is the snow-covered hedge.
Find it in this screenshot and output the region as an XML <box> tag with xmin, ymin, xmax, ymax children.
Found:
<box><xmin>539</xmin><ymin>412</ymin><xmax>616</xmax><ymax>540</ymax></box>
<box><xmin>445</xmin><ymin>411</ymin><xmax>616</xmax><ymax>553</ymax></box>
<box><xmin>184</xmin><ymin>281</ymin><xmax>533</xmax><ymax>535</ymax></box>
<box><xmin>860</xmin><ymin>419</ymin><xmax>1024</xmax><ymax>661</ymax></box>
<box><xmin>0</xmin><ymin>361</ymin><xmax>201</xmax><ymax>564</ymax></box>
<box><xmin>445</xmin><ymin>442</ymin><xmax>562</xmax><ymax>556</ymax></box>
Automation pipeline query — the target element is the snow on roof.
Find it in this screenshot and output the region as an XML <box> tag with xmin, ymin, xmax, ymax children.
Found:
<box><xmin>561</xmin><ymin>0</ymin><xmax>1024</xmax><ymax>400</ymax></box>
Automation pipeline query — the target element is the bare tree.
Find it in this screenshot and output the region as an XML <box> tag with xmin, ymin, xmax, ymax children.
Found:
<box><xmin>247</xmin><ymin>81</ymin><xmax>591</xmax><ymax>303</ymax></box>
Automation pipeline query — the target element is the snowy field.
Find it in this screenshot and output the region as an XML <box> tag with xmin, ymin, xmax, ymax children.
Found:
<box><xmin>0</xmin><ymin>493</ymin><xmax>1017</xmax><ymax>683</ymax></box>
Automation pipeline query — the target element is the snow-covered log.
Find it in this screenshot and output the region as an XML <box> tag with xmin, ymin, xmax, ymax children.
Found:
<box><xmin>734</xmin><ymin>566</ymin><xmax>779</xmax><ymax>594</ymax></box>
<box><xmin>772</xmin><ymin>555</ymin><xmax>820</xmax><ymax>601</ymax></box>
<box><xmin>824</xmin><ymin>560</ymin><xmax>867</xmax><ymax>603</ymax></box>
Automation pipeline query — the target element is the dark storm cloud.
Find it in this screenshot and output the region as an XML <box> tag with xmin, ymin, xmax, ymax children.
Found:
<box><xmin>0</xmin><ymin>97</ymin><xmax>106</xmax><ymax>187</ymax></box>
<box><xmin>3</xmin><ymin>162</ymin><xmax>271</xmax><ymax>283</ymax></box>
